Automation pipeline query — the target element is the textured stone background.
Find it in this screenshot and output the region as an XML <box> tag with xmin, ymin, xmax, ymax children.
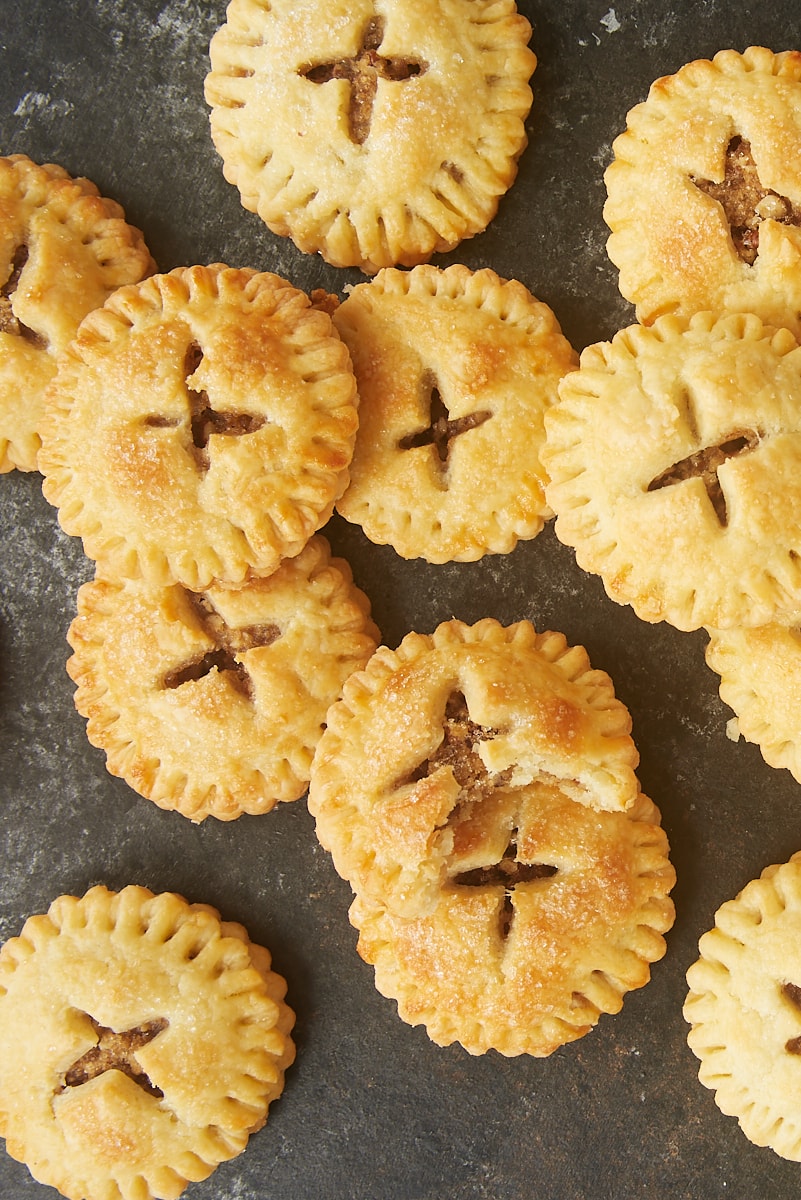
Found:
<box><xmin>1</xmin><ymin>3</ymin><xmax>801</xmax><ymax>1198</ymax></box>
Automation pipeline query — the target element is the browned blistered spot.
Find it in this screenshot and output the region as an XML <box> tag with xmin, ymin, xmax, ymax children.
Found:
<box><xmin>58</xmin><ymin>1017</ymin><xmax>168</xmax><ymax>1098</ymax></box>
<box><xmin>692</xmin><ymin>136</ymin><xmax>801</xmax><ymax>265</ymax></box>
<box><xmin>300</xmin><ymin>14</ymin><xmax>427</xmax><ymax>145</ymax></box>
<box><xmin>162</xmin><ymin>590</ymin><xmax>280</xmax><ymax>700</ymax></box>
<box><xmin>647</xmin><ymin>429</ymin><xmax>760</xmax><ymax>526</ymax></box>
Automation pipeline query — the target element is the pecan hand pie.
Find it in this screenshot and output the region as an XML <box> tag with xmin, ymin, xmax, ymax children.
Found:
<box><xmin>38</xmin><ymin>265</ymin><xmax>358</xmax><ymax>589</ymax></box>
<box><xmin>67</xmin><ymin>536</ymin><xmax>379</xmax><ymax>821</ymax></box>
<box><xmin>352</xmin><ymin>786</ymin><xmax>674</xmax><ymax>1057</ymax></box>
<box><xmin>706</xmin><ymin>622</ymin><xmax>801</xmax><ymax>783</ymax></box>
<box><xmin>685</xmin><ymin>853</ymin><xmax>801</xmax><ymax>1160</ymax></box>
<box><xmin>308</xmin><ymin>617</ymin><xmax>642</xmax><ymax>920</ymax></box>
<box><xmin>0</xmin><ymin>154</ymin><xmax>154</xmax><ymax>473</ymax></box>
<box><xmin>0</xmin><ymin>885</ymin><xmax>295</xmax><ymax>1200</ymax></box>
<box><xmin>604</xmin><ymin>47</ymin><xmax>801</xmax><ymax>336</ymax></box>
<box><xmin>332</xmin><ymin>264</ymin><xmax>577</xmax><ymax>562</ymax></box>
<box><xmin>543</xmin><ymin>311</ymin><xmax>801</xmax><ymax>631</ymax></box>
<box><xmin>205</xmin><ymin>0</ymin><xmax>536</xmax><ymax>272</ymax></box>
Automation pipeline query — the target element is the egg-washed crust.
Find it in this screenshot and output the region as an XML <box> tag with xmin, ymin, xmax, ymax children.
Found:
<box><xmin>684</xmin><ymin>852</ymin><xmax>801</xmax><ymax>1161</ymax></box>
<box><xmin>0</xmin><ymin>153</ymin><xmax>155</xmax><ymax>473</ymax></box>
<box><xmin>604</xmin><ymin>47</ymin><xmax>801</xmax><ymax>336</ymax></box>
<box><xmin>706</xmin><ymin>622</ymin><xmax>801</xmax><ymax>783</ymax></box>
<box><xmin>333</xmin><ymin>264</ymin><xmax>578</xmax><ymax>563</ymax></box>
<box><xmin>204</xmin><ymin>0</ymin><xmax>535</xmax><ymax>272</ymax></box>
<box><xmin>308</xmin><ymin>617</ymin><xmax>641</xmax><ymax>920</ymax></box>
<box><xmin>38</xmin><ymin>264</ymin><xmax>359</xmax><ymax>589</ymax></box>
<box><xmin>0</xmin><ymin>885</ymin><xmax>295</xmax><ymax>1200</ymax></box>
<box><xmin>543</xmin><ymin>311</ymin><xmax>801</xmax><ymax>632</ymax></box>
<box><xmin>66</xmin><ymin>536</ymin><xmax>380</xmax><ymax>822</ymax></box>
<box><xmin>352</xmin><ymin>786</ymin><xmax>674</xmax><ymax>1057</ymax></box>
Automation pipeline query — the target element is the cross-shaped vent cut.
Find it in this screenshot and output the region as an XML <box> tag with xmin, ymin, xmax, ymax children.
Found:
<box><xmin>300</xmin><ymin>13</ymin><xmax>427</xmax><ymax>145</ymax></box>
<box><xmin>0</xmin><ymin>245</ymin><xmax>45</xmax><ymax>346</ymax></box>
<box><xmin>782</xmin><ymin>981</ymin><xmax>801</xmax><ymax>1054</ymax></box>
<box><xmin>452</xmin><ymin>837</ymin><xmax>558</xmax><ymax>941</ymax></box>
<box><xmin>647</xmin><ymin>428</ymin><xmax>760</xmax><ymax>526</ymax></box>
<box><xmin>162</xmin><ymin>590</ymin><xmax>280</xmax><ymax>700</ymax></box>
<box><xmin>58</xmin><ymin>1016</ymin><xmax>168</xmax><ymax>1098</ymax></box>
<box><xmin>397</xmin><ymin>372</ymin><xmax>491</xmax><ymax>477</ymax></box>
<box><xmin>692</xmin><ymin>136</ymin><xmax>801</xmax><ymax>265</ymax></box>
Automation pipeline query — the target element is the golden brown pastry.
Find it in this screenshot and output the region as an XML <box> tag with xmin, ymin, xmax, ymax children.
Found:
<box><xmin>0</xmin><ymin>885</ymin><xmax>295</xmax><ymax>1199</ymax></box>
<box><xmin>333</xmin><ymin>264</ymin><xmax>577</xmax><ymax>562</ymax></box>
<box><xmin>38</xmin><ymin>264</ymin><xmax>359</xmax><ymax>589</ymax></box>
<box><xmin>0</xmin><ymin>154</ymin><xmax>154</xmax><ymax>472</ymax></box>
<box><xmin>205</xmin><ymin>0</ymin><xmax>536</xmax><ymax>272</ymax></box>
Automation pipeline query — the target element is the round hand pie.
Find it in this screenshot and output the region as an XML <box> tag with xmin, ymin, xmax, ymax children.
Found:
<box><xmin>38</xmin><ymin>264</ymin><xmax>359</xmax><ymax>589</ymax></box>
<box><xmin>0</xmin><ymin>885</ymin><xmax>295</xmax><ymax>1200</ymax></box>
<box><xmin>205</xmin><ymin>0</ymin><xmax>536</xmax><ymax>272</ymax></box>
<box><xmin>0</xmin><ymin>154</ymin><xmax>154</xmax><ymax>473</ymax></box>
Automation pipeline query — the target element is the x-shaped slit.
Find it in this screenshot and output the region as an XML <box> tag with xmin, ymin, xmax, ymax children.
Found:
<box><xmin>452</xmin><ymin>835</ymin><xmax>558</xmax><ymax>941</ymax></box>
<box><xmin>647</xmin><ymin>428</ymin><xmax>760</xmax><ymax>526</ymax></box>
<box><xmin>162</xmin><ymin>591</ymin><xmax>280</xmax><ymax>699</ymax></box>
<box><xmin>58</xmin><ymin>1016</ymin><xmax>168</xmax><ymax>1098</ymax></box>
<box><xmin>300</xmin><ymin>13</ymin><xmax>427</xmax><ymax>145</ymax></box>
<box><xmin>397</xmin><ymin>372</ymin><xmax>492</xmax><ymax>477</ymax></box>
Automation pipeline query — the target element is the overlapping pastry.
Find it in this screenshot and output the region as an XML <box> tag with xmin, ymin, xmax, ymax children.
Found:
<box><xmin>604</xmin><ymin>47</ymin><xmax>801</xmax><ymax>336</ymax></box>
<box><xmin>66</xmin><ymin>536</ymin><xmax>379</xmax><ymax>822</ymax></box>
<box><xmin>205</xmin><ymin>0</ymin><xmax>536</xmax><ymax>272</ymax></box>
<box><xmin>0</xmin><ymin>154</ymin><xmax>154</xmax><ymax>473</ymax></box>
<box><xmin>543</xmin><ymin>310</ymin><xmax>801</xmax><ymax>631</ymax></box>
<box><xmin>685</xmin><ymin>853</ymin><xmax>801</xmax><ymax>1160</ymax></box>
<box><xmin>0</xmin><ymin>885</ymin><xmax>295</xmax><ymax>1200</ymax></box>
<box><xmin>309</xmin><ymin>618</ymin><xmax>675</xmax><ymax>1055</ymax></box>
<box><xmin>332</xmin><ymin>264</ymin><xmax>577</xmax><ymax>562</ymax></box>
<box><xmin>38</xmin><ymin>264</ymin><xmax>359</xmax><ymax>589</ymax></box>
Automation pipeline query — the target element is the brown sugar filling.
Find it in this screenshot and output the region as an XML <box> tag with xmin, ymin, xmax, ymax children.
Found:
<box><xmin>0</xmin><ymin>245</ymin><xmax>46</xmax><ymax>346</ymax></box>
<box><xmin>58</xmin><ymin>1017</ymin><xmax>168</xmax><ymax>1098</ymax></box>
<box><xmin>398</xmin><ymin>372</ymin><xmax>491</xmax><ymax>476</ymax></box>
<box><xmin>162</xmin><ymin>590</ymin><xmax>280</xmax><ymax>699</ymax></box>
<box><xmin>782</xmin><ymin>981</ymin><xmax>801</xmax><ymax>1054</ymax></box>
<box><xmin>184</xmin><ymin>341</ymin><xmax>266</xmax><ymax>471</ymax></box>
<box><xmin>692</xmin><ymin>136</ymin><xmax>801</xmax><ymax>265</ymax></box>
<box><xmin>647</xmin><ymin>429</ymin><xmax>760</xmax><ymax>526</ymax></box>
<box><xmin>301</xmin><ymin>14</ymin><xmax>427</xmax><ymax>145</ymax></box>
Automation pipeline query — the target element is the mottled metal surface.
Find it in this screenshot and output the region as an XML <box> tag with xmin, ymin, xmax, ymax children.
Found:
<box><xmin>1</xmin><ymin>3</ymin><xmax>801</xmax><ymax>1198</ymax></box>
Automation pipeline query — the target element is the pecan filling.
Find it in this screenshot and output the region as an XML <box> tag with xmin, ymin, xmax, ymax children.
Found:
<box><xmin>647</xmin><ymin>428</ymin><xmax>760</xmax><ymax>526</ymax></box>
<box><xmin>162</xmin><ymin>590</ymin><xmax>280</xmax><ymax>699</ymax></box>
<box><xmin>301</xmin><ymin>15</ymin><xmax>427</xmax><ymax>145</ymax></box>
<box><xmin>398</xmin><ymin>372</ymin><xmax>491</xmax><ymax>476</ymax></box>
<box><xmin>692</xmin><ymin>136</ymin><xmax>801</xmax><ymax>265</ymax></box>
<box><xmin>0</xmin><ymin>245</ymin><xmax>46</xmax><ymax>346</ymax></box>
<box><xmin>58</xmin><ymin>1017</ymin><xmax>168</xmax><ymax>1098</ymax></box>
<box><xmin>782</xmin><ymin>981</ymin><xmax>801</xmax><ymax>1054</ymax></box>
<box><xmin>394</xmin><ymin>690</ymin><xmax>509</xmax><ymax>802</ymax></box>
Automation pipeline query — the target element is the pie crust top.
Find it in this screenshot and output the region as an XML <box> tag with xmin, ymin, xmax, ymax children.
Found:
<box><xmin>0</xmin><ymin>885</ymin><xmax>295</xmax><ymax>1200</ymax></box>
<box><xmin>604</xmin><ymin>47</ymin><xmax>801</xmax><ymax>336</ymax></box>
<box><xmin>308</xmin><ymin>617</ymin><xmax>642</xmax><ymax>920</ymax></box>
<box><xmin>205</xmin><ymin>0</ymin><xmax>536</xmax><ymax>272</ymax></box>
<box><xmin>543</xmin><ymin>310</ymin><xmax>801</xmax><ymax>632</ymax></box>
<box><xmin>0</xmin><ymin>154</ymin><xmax>154</xmax><ymax>473</ymax></box>
<box><xmin>706</xmin><ymin>621</ymin><xmax>801</xmax><ymax>784</ymax></box>
<box><xmin>38</xmin><ymin>264</ymin><xmax>359</xmax><ymax>589</ymax></box>
<box><xmin>352</xmin><ymin>786</ymin><xmax>674</xmax><ymax>1057</ymax></box>
<box><xmin>685</xmin><ymin>853</ymin><xmax>801</xmax><ymax>1161</ymax></box>
<box><xmin>332</xmin><ymin>264</ymin><xmax>577</xmax><ymax>562</ymax></box>
<box><xmin>66</xmin><ymin>536</ymin><xmax>380</xmax><ymax>822</ymax></box>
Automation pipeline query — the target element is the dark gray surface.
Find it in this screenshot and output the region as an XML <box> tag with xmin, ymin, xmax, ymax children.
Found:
<box><xmin>2</xmin><ymin>2</ymin><xmax>801</xmax><ymax>1198</ymax></box>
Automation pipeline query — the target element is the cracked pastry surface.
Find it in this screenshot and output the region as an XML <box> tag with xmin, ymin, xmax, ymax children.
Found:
<box><xmin>604</xmin><ymin>47</ymin><xmax>801</xmax><ymax>336</ymax></box>
<box><xmin>204</xmin><ymin>0</ymin><xmax>535</xmax><ymax>272</ymax></box>
<box><xmin>352</xmin><ymin>786</ymin><xmax>674</xmax><ymax>1057</ymax></box>
<box><xmin>38</xmin><ymin>264</ymin><xmax>359</xmax><ymax>589</ymax></box>
<box><xmin>308</xmin><ymin>617</ymin><xmax>643</xmax><ymax>919</ymax></box>
<box><xmin>66</xmin><ymin>536</ymin><xmax>379</xmax><ymax>822</ymax></box>
<box><xmin>684</xmin><ymin>853</ymin><xmax>801</xmax><ymax>1161</ymax></box>
<box><xmin>332</xmin><ymin>264</ymin><xmax>577</xmax><ymax>562</ymax></box>
<box><xmin>706</xmin><ymin>621</ymin><xmax>801</xmax><ymax>783</ymax></box>
<box><xmin>543</xmin><ymin>310</ymin><xmax>801</xmax><ymax>632</ymax></box>
<box><xmin>0</xmin><ymin>153</ymin><xmax>154</xmax><ymax>473</ymax></box>
<box><xmin>0</xmin><ymin>884</ymin><xmax>295</xmax><ymax>1200</ymax></box>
